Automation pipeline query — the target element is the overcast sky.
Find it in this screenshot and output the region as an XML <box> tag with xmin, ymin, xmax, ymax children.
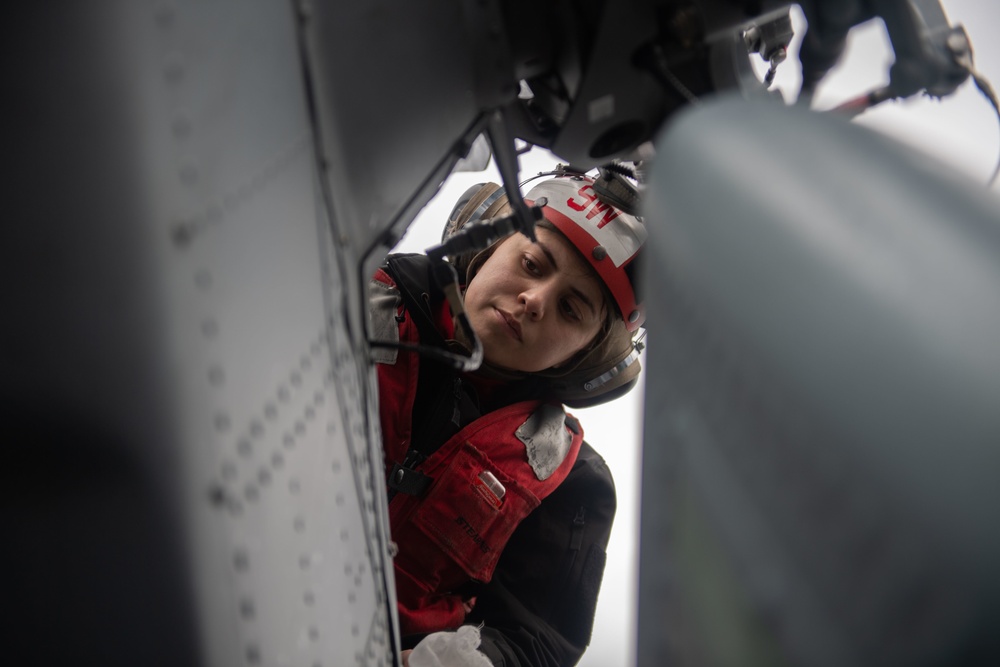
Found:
<box><xmin>392</xmin><ymin>2</ymin><xmax>999</xmax><ymax>664</ymax></box>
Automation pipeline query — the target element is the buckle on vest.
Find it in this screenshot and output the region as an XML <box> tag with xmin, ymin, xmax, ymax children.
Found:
<box><xmin>388</xmin><ymin>462</ymin><xmax>433</xmax><ymax>496</ymax></box>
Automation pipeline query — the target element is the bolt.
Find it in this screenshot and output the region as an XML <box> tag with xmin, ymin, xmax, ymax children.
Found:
<box><xmin>947</xmin><ymin>31</ymin><xmax>969</xmax><ymax>56</ymax></box>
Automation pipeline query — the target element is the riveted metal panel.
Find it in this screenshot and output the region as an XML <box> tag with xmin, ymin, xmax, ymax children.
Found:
<box><xmin>5</xmin><ymin>2</ymin><xmax>395</xmax><ymax>665</ymax></box>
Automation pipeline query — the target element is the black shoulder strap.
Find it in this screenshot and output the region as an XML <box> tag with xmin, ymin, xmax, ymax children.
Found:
<box><xmin>383</xmin><ymin>255</ymin><xmax>483</xmax><ymax>499</ymax></box>
<box><xmin>384</xmin><ymin>254</ymin><xmax>448</xmax><ymax>349</ymax></box>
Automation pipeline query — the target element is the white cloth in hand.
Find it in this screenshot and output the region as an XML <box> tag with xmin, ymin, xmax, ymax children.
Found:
<box><xmin>408</xmin><ymin>625</ymin><xmax>493</xmax><ymax>667</ymax></box>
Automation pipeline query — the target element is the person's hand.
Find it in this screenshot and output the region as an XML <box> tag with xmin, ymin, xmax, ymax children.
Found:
<box><xmin>400</xmin><ymin>626</ymin><xmax>492</xmax><ymax>666</ymax></box>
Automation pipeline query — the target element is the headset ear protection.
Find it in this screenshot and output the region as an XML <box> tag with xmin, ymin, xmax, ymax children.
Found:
<box><xmin>442</xmin><ymin>182</ymin><xmax>514</xmax><ymax>287</ymax></box>
<box><xmin>443</xmin><ymin>182</ymin><xmax>508</xmax><ymax>244</ymax></box>
<box><xmin>441</xmin><ymin>169</ymin><xmax>646</xmax><ymax>408</ymax></box>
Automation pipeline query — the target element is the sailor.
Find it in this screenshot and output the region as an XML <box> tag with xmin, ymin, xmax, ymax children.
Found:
<box><xmin>370</xmin><ymin>167</ymin><xmax>646</xmax><ymax>666</ymax></box>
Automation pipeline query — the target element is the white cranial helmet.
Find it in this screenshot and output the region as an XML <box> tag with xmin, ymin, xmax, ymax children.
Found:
<box><xmin>524</xmin><ymin>174</ymin><xmax>646</xmax><ymax>331</ymax></box>
<box><xmin>442</xmin><ymin>166</ymin><xmax>647</xmax><ymax>407</ymax></box>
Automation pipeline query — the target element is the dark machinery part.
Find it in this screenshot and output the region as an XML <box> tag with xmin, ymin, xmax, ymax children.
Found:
<box><xmin>480</xmin><ymin>0</ymin><xmax>975</xmax><ymax>181</ymax></box>
<box><xmin>293</xmin><ymin>0</ymin><xmax>977</xmax><ymax>270</ymax></box>
<box><xmin>791</xmin><ymin>0</ymin><xmax>972</xmax><ymax>99</ymax></box>
<box><xmin>593</xmin><ymin>163</ymin><xmax>644</xmax><ymax>216</ymax></box>
<box><xmin>743</xmin><ymin>9</ymin><xmax>795</xmax><ymax>87</ymax></box>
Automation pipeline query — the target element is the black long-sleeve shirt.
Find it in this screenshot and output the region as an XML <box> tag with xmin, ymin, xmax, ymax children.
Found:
<box><xmin>384</xmin><ymin>254</ymin><xmax>616</xmax><ymax>666</ymax></box>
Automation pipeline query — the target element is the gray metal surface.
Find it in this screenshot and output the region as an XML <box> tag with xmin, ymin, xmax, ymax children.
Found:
<box><xmin>5</xmin><ymin>2</ymin><xmax>394</xmax><ymax>665</ymax></box>
<box><xmin>297</xmin><ymin>0</ymin><xmax>486</xmax><ymax>269</ymax></box>
<box><xmin>638</xmin><ymin>95</ymin><xmax>1000</xmax><ymax>666</ymax></box>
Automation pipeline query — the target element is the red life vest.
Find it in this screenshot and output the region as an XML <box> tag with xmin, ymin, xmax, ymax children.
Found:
<box><xmin>371</xmin><ymin>267</ymin><xmax>585</xmax><ymax>635</ymax></box>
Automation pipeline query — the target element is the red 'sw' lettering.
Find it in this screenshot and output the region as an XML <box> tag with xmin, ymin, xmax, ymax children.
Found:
<box><xmin>567</xmin><ymin>184</ymin><xmax>620</xmax><ymax>228</ymax></box>
<box><xmin>586</xmin><ymin>201</ymin><xmax>620</xmax><ymax>227</ymax></box>
<box><xmin>566</xmin><ymin>185</ymin><xmax>597</xmax><ymax>212</ymax></box>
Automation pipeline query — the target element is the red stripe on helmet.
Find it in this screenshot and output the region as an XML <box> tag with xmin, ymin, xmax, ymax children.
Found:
<box><xmin>527</xmin><ymin>198</ymin><xmax>644</xmax><ymax>331</ymax></box>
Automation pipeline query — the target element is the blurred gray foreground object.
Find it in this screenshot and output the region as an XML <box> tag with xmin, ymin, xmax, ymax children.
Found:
<box><xmin>3</xmin><ymin>2</ymin><xmax>399</xmax><ymax>665</ymax></box>
<box><xmin>638</xmin><ymin>95</ymin><xmax>1000</xmax><ymax>667</ymax></box>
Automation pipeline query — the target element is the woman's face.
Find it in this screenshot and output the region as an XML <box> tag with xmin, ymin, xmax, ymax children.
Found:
<box><xmin>464</xmin><ymin>226</ymin><xmax>606</xmax><ymax>372</ymax></box>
